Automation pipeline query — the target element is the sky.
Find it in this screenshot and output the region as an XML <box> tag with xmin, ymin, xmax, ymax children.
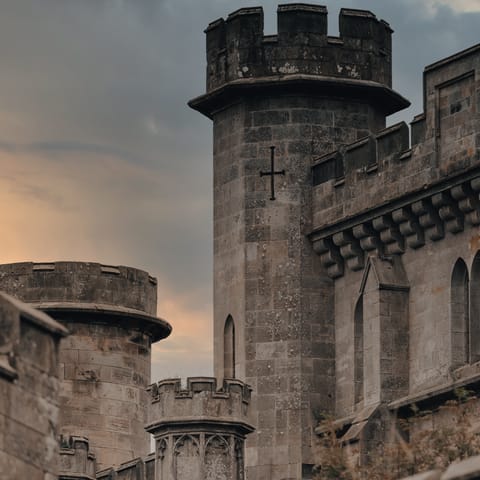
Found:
<box><xmin>0</xmin><ymin>0</ymin><xmax>479</xmax><ymax>382</ymax></box>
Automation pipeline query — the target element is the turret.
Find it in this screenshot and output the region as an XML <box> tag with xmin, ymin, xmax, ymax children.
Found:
<box><xmin>189</xmin><ymin>4</ymin><xmax>409</xmax><ymax>479</ymax></box>
<box><xmin>0</xmin><ymin>261</ymin><xmax>172</xmax><ymax>470</ymax></box>
<box><xmin>146</xmin><ymin>377</ymin><xmax>253</xmax><ymax>480</ymax></box>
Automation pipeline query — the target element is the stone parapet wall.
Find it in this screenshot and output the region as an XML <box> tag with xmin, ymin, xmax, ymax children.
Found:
<box><xmin>310</xmin><ymin>44</ymin><xmax>480</xmax><ymax>275</ymax></box>
<box><xmin>0</xmin><ymin>261</ymin><xmax>172</xmax><ymax>470</ymax></box>
<box><xmin>147</xmin><ymin>377</ymin><xmax>252</xmax><ymax>429</ymax></box>
<box><xmin>146</xmin><ymin>377</ymin><xmax>253</xmax><ymax>480</ymax></box>
<box><xmin>0</xmin><ymin>292</ymin><xmax>68</xmax><ymax>480</ymax></box>
<box><xmin>205</xmin><ymin>5</ymin><xmax>393</xmax><ymax>92</ymax></box>
<box><xmin>96</xmin><ymin>454</ymin><xmax>155</xmax><ymax>480</ymax></box>
<box><xmin>0</xmin><ymin>261</ymin><xmax>158</xmax><ymax>316</ymax></box>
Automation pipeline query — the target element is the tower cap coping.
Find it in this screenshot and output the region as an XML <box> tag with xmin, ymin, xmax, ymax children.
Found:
<box><xmin>227</xmin><ymin>6</ymin><xmax>263</xmax><ymax>21</ymax></box>
<box><xmin>339</xmin><ymin>8</ymin><xmax>376</xmax><ymax>19</ymax></box>
<box><xmin>424</xmin><ymin>42</ymin><xmax>480</xmax><ymax>73</ymax></box>
<box><xmin>205</xmin><ymin>18</ymin><xmax>225</xmax><ymax>33</ymax></box>
<box><xmin>277</xmin><ymin>3</ymin><xmax>327</xmax><ymax>13</ymax></box>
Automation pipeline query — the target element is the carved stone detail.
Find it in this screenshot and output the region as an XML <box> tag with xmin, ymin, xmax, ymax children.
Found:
<box><xmin>311</xmin><ymin>178</ymin><xmax>478</xmax><ymax>278</ymax></box>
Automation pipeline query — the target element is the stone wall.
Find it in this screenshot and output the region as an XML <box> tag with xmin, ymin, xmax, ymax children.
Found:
<box><xmin>189</xmin><ymin>3</ymin><xmax>410</xmax><ymax>478</ymax></box>
<box><xmin>0</xmin><ymin>292</ymin><xmax>67</xmax><ymax>480</ymax></box>
<box><xmin>146</xmin><ymin>377</ymin><xmax>254</xmax><ymax>480</ymax></box>
<box><xmin>204</xmin><ymin>6</ymin><xmax>393</xmax><ymax>92</ymax></box>
<box><xmin>0</xmin><ymin>261</ymin><xmax>172</xmax><ymax>471</ymax></box>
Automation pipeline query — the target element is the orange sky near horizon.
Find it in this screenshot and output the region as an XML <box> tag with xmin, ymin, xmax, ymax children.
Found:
<box><xmin>0</xmin><ymin>147</ymin><xmax>214</xmax><ymax>380</ymax></box>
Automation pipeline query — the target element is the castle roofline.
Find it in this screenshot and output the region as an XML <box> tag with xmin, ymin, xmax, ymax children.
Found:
<box><xmin>188</xmin><ymin>74</ymin><xmax>410</xmax><ymax>119</ymax></box>
<box><xmin>425</xmin><ymin>41</ymin><xmax>480</xmax><ymax>72</ymax></box>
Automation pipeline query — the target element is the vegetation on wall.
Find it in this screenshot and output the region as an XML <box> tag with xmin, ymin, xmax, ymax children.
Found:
<box><xmin>313</xmin><ymin>391</ymin><xmax>480</xmax><ymax>480</ymax></box>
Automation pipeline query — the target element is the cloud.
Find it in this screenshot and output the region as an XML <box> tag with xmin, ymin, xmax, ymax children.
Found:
<box><xmin>0</xmin><ymin>0</ymin><xmax>479</xmax><ymax>385</ymax></box>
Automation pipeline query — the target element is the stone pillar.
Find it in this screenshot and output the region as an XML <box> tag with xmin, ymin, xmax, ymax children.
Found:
<box><xmin>0</xmin><ymin>291</ymin><xmax>68</xmax><ymax>480</ymax></box>
<box><xmin>146</xmin><ymin>377</ymin><xmax>254</xmax><ymax>480</ymax></box>
<box><xmin>0</xmin><ymin>262</ymin><xmax>172</xmax><ymax>470</ymax></box>
<box><xmin>189</xmin><ymin>4</ymin><xmax>409</xmax><ymax>479</ymax></box>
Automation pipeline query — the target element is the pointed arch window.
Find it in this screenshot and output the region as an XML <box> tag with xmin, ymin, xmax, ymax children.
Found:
<box><xmin>354</xmin><ymin>295</ymin><xmax>364</xmax><ymax>404</ymax></box>
<box><xmin>224</xmin><ymin>315</ymin><xmax>235</xmax><ymax>378</ymax></box>
<box><xmin>451</xmin><ymin>258</ymin><xmax>469</xmax><ymax>367</ymax></box>
<box><xmin>470</xmin><ymin>252</ymin><xmax>480</xmax><ymax>363</ymax></box>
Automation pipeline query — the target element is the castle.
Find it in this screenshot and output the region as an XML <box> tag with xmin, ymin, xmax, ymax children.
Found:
<box><xmin>2</xmin><ymin>3</ymin><xmax>480</xmax><ymax>480</ymax></box>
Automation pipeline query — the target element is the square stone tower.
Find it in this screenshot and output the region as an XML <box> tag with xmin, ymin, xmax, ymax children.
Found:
<box><xmin>189</xmin><ymin>4</ymin><xmax>409</xmax><ymax>479</ymax></box>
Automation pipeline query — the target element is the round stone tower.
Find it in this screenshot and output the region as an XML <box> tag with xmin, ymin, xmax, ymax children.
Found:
<box><xmin>146</xmin><ymin>377</ymin><xmax>254</xmax><ymax>480</ymax></box>
<box><xmin>0</xmin><ymin>261</ymin><xmax>171</xmax><ymax>470</ymax></box>
<box><xmin>189</xmin><ymin>4</ymin><xmax>409</xmax><ymax>479</ymax></box>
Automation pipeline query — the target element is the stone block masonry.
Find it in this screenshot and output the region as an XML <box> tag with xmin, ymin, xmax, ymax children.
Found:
<box><xmin>146</xmin><ymin>377</ymin><xmax>254</xmax><ymax>480</ymax></box>
<box><xmin>190</xmin><ymin>4</ymin><xmax>408</xmax><ymax>479</ymax></box>
<box><xmin>0</xmin><ymin>261</ymin><xmax>172</xmax><ymax>471</ymax></box>
<box><xmin>0</xmin><ymin>291</ymin><xmax>68</xmax><ymax>480</ymax></box>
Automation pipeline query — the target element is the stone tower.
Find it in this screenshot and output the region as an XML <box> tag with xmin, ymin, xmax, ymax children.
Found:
<box><xmin>146</xmin><ymin>377</ymin><xmax>254</xmax><ymax>480</ymax></box>
<box><xmin>0</xmin><ymin>261</ymin><xmax>171</xmax><ymax>470</ymax></box>
<box><xmin>189</xmin><ymin>4</ymin><xmax>409</xmax><ymax>478</ymax></box>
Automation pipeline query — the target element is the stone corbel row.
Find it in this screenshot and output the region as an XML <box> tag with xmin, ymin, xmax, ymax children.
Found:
<box><xmin>312</xmin><ymin>178</ymin><xmax>480</xmax><ymax>278</ymax></box>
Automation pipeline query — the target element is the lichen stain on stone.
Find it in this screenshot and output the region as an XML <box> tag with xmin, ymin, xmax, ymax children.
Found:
<box><xmin>278</xmin><ymin>63</ymin><xmax>299</xmax><ymax>74</ymax></box>
<box><xmin>469</xmin><ymin>235</ymin><xmax>480</xmax><ymax>251</ymax></box>
<box><xmin>431</xmin><ymin>285</ymin><xmax>445</xmax><ymax>294</ymax></box>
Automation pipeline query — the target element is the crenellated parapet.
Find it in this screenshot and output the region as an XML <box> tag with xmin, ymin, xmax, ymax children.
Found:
<box><xmin>59</xmin><ymin>435</ymin><xmax>96</xmax><ymax>480</ymax></box>
<box><xmin>308</xmin><ymin>41</ymin><xmax>480</xmax><ymax>278</ymax></box>
<box><xmin>205</xmin><ymin>5</ymin><xmax>392</xmax><ymax>90</ymax></box>
<box><xmin>146</xmin><ymin>377</ymin><xmax>254</xmax><ymax>480</ymax></box>
<box><xmin>147</xmin><ymin>377</ymin><xmax>252</xmax><ymax>428</ymax></box>
<box><xmin>190</xmin><ymin>4</ymin><xmax>409</xmax><ymax>119</ymax></box>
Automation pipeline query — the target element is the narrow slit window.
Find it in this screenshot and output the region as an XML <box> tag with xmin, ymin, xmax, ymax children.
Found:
<box><xmin>224</xmin><ymin>315</ymin><xmax>235</xmax><ymax>378</ymax></box>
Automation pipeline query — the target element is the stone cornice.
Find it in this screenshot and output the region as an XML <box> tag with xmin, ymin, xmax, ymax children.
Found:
<box><xmin>309</xmin><ymin>167</ymin><xmax>480</xmax><ymax>278</ymax></box>
<box><xmin>188</xmin><ymin>74</ymin><xmax>410</xmax><ymax>119</ymax></box>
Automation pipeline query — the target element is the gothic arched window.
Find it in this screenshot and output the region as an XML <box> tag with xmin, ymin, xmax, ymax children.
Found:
<box><xmin>224</xmin><ymin>315</ymin><xmax>235</xmax><ymax>378</ymax></box>
<box><xmin>451</xmin><ymin>258</ymin><xmax>469</xmax><ymax>367</ymax></box>
<box><xmin>470</xmin><ymin>252</ymin><xmax>480</xmax><ymax>363</ymax></box>
<box><xmin>354</xmin><ymin>295</ymin><xmax>364</xmax><ymax>404</ymax></box>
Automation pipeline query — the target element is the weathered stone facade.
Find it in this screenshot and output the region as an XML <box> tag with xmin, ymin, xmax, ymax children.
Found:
<box><xmin>0</xmin><ymin>291</ymin><xmax>68</xmax><ymax>480</ymax></box>
<box><xmin>0</xmin><ymin>262</ymin><xmax>172</xmax><ymax>471</ymax></box>
<box><xmin>4</xmin><ymin>3</ymin><xmax>480</xmax><ymax>480</ymax></box>
<box><xmin>146</xmin><ymin>377</ymin><xmax>253</xmax><ymax>480</ymax></box>
<box><xmin>189</xmin><ymin>3</ymin><xmax>480</xmax><ymax>479</ymax></box>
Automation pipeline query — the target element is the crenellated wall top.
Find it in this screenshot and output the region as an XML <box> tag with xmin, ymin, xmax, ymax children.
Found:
<box><xmin>146</xmin><ymin>377</ymin><xmax>253</xmax><ymax>435</ymax></box>
<box><xmin>204</xmin><ymin>4</ymin><xmax>393</xmax><ymax>91</ymax></box>
<box><xmin>189</xmin><ymin>4</ymin><xmax>410</xmax><ymax>119</ymax></box>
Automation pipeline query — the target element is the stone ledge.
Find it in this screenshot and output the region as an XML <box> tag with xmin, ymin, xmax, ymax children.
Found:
<box><xmin>310</xmin><ymin>168</ymin><xmax>480</xmax><ymax>278</ymax></box>
<box><xmin>189</xmin><ymin>74</ymin><xmax>410</xmax><ymax>119</ymax></box>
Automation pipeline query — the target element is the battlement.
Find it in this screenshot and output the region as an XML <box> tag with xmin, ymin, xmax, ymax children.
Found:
<box><xmin>146</xmin><ymin>377</ymin><xmax>253</xmax><ymax>434</ymax></box>
<box><xmin>59</xmin><ymin>435</ymin><xmax>96</xmax><ymax>480</ymax></box>
<box><xmin>307</xmin><ymin>39</ymin><xmax>480</xmax><ymax>277</ymax></box>
<box><xmin>204</xmin><ymin>4</ymin><xmax>393</xmax><ymax>92</ymax></box>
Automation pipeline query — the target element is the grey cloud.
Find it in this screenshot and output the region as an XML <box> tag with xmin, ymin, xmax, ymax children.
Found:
<box><xmin>0</xmin><ymin>1</ymin><xmax>479</xmax><ymax>371</ymax></box>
